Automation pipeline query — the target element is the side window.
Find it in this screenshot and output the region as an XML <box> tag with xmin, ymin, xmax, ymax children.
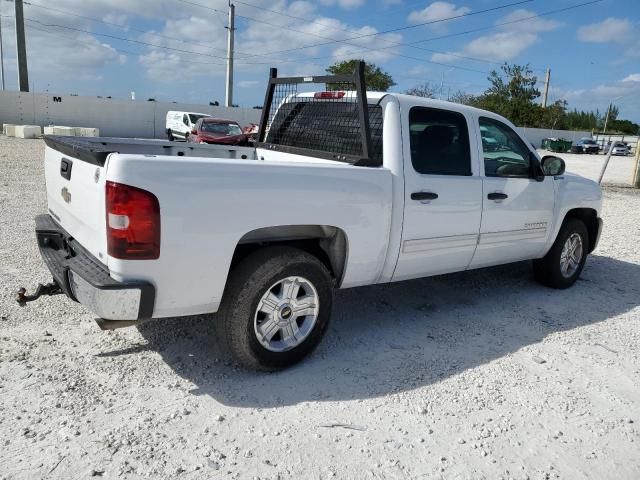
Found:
<box><xmin>183</xmin><ymin>114</ymin><xmax>190</xmax><ymax>126</ymax></box>
<box><xmin>479</xmin><ymin>117</ymin><xmax>532</xmax><ymax>178</ymax></box>
<box><xmin>409</xmin><ymin>107</ymin><xmax>471</xmax><ymax>176</ymax></box>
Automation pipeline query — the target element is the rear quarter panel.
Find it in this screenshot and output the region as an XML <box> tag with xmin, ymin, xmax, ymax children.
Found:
<box><xmin>105</xmin><ymin>155</ymin><xmax>393</xmax><ymax>318</ymax></box>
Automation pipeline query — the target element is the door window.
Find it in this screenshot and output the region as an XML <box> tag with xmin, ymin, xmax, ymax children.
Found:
<box><xmin>479</xmin><ymin>117</ymin><xmax>532</xmax><ymax>178</ymax></box>
<box><xmin>408</xmin><ymin>107</ymin><xmax>472</xmax><ymax>176</ymax></box>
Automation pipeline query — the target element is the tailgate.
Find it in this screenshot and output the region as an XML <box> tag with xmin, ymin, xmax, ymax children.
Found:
<box><xmin>44</xmin><ymin>137</ymin><xmax>108</xmax><ymax>264</ymax></box>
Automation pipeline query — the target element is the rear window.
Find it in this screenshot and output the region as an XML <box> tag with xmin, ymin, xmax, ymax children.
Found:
<box><xmin>202</xmin><ymin>123</ymin><xmax>242</xmax><ymax>135</ymax></box>
<box><xmin>265</xmin><ymin>101</ymin><xmax>383</xmax><ymax>163</ymax></box>
<box><xmin>189</xmin><ymin>114</ymin><xmax>207</xmax><ymax>124</ymax></box>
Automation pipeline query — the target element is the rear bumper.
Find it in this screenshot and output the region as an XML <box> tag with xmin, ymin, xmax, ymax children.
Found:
<box><xmin>35</xmin><ymin>214</ymin><xmax>155</xmax><ymax>320</ymax></box>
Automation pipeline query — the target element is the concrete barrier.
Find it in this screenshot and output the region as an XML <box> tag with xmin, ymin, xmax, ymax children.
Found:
<box><xmin>78</xmin><ymin>127</ymin><xmax>99</xmax><ymax>137</ymax></box>
<box><xmin>4</xmin><ymin>125</ymin><xmax>17</xmax><ymax>137</ymax></box>
<box><xmin>15</xmin><ymin>125</ymin><xmax>42</xmax><ymax>139</ymax></box>
<box><xmin>0</xmin><ymin>91</ymin><xmax>261</xmax><ymax>139</ymax></box>
<box><xmin>52</xmin><ymin>126</ymin><xmax>76</xmax><ymax>136</ymax></box>
<box><xmin>3</xmin><ymin>123</ymin><xmax>16</xmax><ymax>135</ymax></box>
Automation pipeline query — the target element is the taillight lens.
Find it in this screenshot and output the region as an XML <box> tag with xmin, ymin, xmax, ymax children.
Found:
<box><xmin>314</xmin><ymin>91</ymin><xmax>346</xmax><ymax>99</ymax></box>
<box><xmin>106</xmin><ymin>181</ymin><xmax>160</xmax><ymax>260</ymax></box>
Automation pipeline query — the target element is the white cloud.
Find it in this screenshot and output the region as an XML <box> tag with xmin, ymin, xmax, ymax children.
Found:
<box><xmin>317</xmin><ymin>0</ymin><xmax>365</xmax><ymax>9</ymax></box>
<box><xmin>578</xmin><ymin>17</ymin><xmax>633</xmax><ymax>43</ymax></box>
<box><xmin>499</xmin><ymin>9</ymin><xmax>562</xmax><ymax>33</ymax></box>
<box><xmin>623</xmin><ymin>74</ymin><xmax>640</xmax><ymax>83</ymax></box>
<box><xmin>554</xmin><ymin>76</ymin><xmax>640</xmax><ymax>121</ymax></box>
<box><xmin>430</xmin><ymin>9</ymin><xmax>560</xmax><ymax>64</ymax></box>
<box><xmin>408</xmin><ymin>2</ymin><xmax>470</xmax><ymax>29</ymax></box>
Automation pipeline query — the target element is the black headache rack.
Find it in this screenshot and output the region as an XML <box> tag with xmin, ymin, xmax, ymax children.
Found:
<box><xmin>256</xmin><ymin>61</ymin><xmax>382</xmax><ymax>167</ymax></box>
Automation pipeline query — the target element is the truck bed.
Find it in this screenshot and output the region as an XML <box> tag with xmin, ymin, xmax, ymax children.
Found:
<box><xmin>43</xmin><ymin>136</ymin><xmax>257</xmax><ymax>166</ymax></box>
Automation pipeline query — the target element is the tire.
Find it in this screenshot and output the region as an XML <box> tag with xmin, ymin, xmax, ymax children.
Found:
<box><xmin>533</xmin><ymin>218</ymin><xmax>589</xmax><ymax>289</ymax></box>
<box><xmin>184</xmin><ymin>132</ymin><xmax>189</xmax><ymax>142</ymax></box>
<box><xmin>217</xmin><ymin>246</ymin><xmax>334</xmax><ymax>371</ymax></box>
<box><xmin>167</xmin><ymin>130</ymin><xmax>174</xmax><ymax>141</ymax></box>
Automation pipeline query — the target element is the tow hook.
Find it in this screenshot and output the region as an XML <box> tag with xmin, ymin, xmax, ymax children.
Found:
<box><xmin>15</xmin><ymin>282</ymin><xmax>63</xmax><ymax>306</ymax></box>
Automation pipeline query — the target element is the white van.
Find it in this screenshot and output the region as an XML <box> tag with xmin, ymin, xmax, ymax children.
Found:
<box><xmin>166</xmin><ymin>111</ymin><xmax>210</xmax><ymax>141</ymax></box>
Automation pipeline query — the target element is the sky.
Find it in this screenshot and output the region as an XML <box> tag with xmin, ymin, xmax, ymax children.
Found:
<box><xmin>0</xmin><ymin>0</ymin><xmax>638</xmax><ymax>122</ymax></box>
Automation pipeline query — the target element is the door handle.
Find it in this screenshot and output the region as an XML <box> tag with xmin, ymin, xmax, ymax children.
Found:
<box><xmin>60</xmin><ymin>158</ymin><xmax>72</xmax><ymax>181</ymax></box>
<box><xmin>411</xmin><ymin>191</ymin><xmax>438</xmax><ymax>201</ymax></box>
<box><xmin>487</xmin><ymin>192</ymin><xmax>508</xmax><ymax>201</ymax></box>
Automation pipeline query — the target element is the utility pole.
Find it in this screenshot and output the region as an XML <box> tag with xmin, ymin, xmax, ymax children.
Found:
<box><xmin>542</xmin><ymin>67</ymin><xmax>550</xmax><ymax>108</ymax></box>
<box><xmin>225</xmin><ymin>2</ymin><xmax>235</xmax><ymax>108</ymax></box>
<box><xmin>15</xmin><ymin>0</ymin><xmax>29</xmax><ymax>92</ymax></box>
<box><xmin>603</xmin><ymin>103</ymin><xmax>611</xmax><ymax>134</ymax></box>
<box><xmin>0</xmin><ymin>3</ymin><xmax>5</xmax><ymax>91</ymax></box>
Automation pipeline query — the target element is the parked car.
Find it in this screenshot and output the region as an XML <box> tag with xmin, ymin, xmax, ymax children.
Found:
<box><xmin>21</xmin><ymin>69</ymin><xmax>603</xmax><ymax>371</ymax></box>
<box><xmin>541</xmin><ymin>137</ymin><xmax>572</xmax><ymax>153</ymax></box>
<box><xmin>188</xmin><ymin>118</ymin><xmax>248</xmax><ymax>146</ymax></box>
<box><xmin>571</xmin><ymin>138</ymin><xmax>600</xmax><ymax>154</ymax></box>
<box><xmin>604</xmin><ymin>141</ymin><xmax>630</xmax><ymax>156</ymax></box>
<box><xmin>166</xmin><ymin>111</ymin><xmax>210</xmax><ymax>141</ymax></box>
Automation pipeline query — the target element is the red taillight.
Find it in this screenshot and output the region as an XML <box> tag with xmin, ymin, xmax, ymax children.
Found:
<box><xmin>106</xmin><ymin>181</ymin><xmax>160</xmax><ymax>260</ymax></box>
<box><xmin>314</xmin><ymin>91</ymin><xmax>346</xmax><ymax>99</ymax></box>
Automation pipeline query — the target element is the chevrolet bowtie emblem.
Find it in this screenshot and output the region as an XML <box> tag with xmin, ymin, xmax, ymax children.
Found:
<box><xmin>61</xmin><ymin>186</ymin><xmax>71</xmax><ymax>204</ymax></box>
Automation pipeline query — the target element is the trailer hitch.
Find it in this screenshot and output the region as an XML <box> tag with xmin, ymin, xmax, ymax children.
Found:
<box><xmin>15</xmin><ymin>282</ymin><xmax>63</xmax><ymax>306</ymax></box>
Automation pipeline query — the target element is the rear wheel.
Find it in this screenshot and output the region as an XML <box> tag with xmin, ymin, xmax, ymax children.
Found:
<box><xmin>533</xmin><ymin>218</ymin><xmax>589</xmax><ymax>289</ymax></box>
<box><xmin>217</xmin><ymin>246</ymin><xmax>334</xmax><ymax>370</ymax></box>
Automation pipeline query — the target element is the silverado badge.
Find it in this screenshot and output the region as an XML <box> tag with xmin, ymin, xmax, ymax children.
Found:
<box><xmin>61</xmin><ymin>187</ymin><xmax>71</xmax><ymax>204</ymax></box>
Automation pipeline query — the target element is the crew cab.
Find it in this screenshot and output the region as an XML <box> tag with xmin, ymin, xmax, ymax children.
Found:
<box><xmin>22</xmin><ymin>64</ymin><xmax>602</xmax><ymax>370</ymax></box>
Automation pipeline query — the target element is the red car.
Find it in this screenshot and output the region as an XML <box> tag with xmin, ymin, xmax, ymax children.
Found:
<box><xmin>188</xmin><ymin>118</ymin><xmax>248</xmax><ymax>145</ymax></box>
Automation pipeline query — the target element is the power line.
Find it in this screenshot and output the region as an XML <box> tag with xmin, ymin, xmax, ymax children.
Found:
<box><xmin>409</xmin><ymin>0</ymin><xmax>602</xmax><ymax>47</ymax></box>
<box><xmin>23</xmin><ymin>0</ymin><xmax>229</xmax><ymax>54</ymax></box>
<box><xmin>233</xmin><ymin>0</ymin><xmax>600</xmax><ymax>67</ymax></box>
<box><xmin>180</xmin><ymin>0</ymin><xmax>535</xmax><ymax>61</ymax></box>
<box><xmin>22</xmin><ymin>17</ymin><xmax>233</xmax><ymax>62</ymax></box>
<box><xmin>228</xmin><ymin>0</ymin><xmax>521</xmax><ymax>69</ymax></box>
<box><xmin>245</xmin><ymin>0</ymin><xmax>601</xmax><ymax>79</ymax></box>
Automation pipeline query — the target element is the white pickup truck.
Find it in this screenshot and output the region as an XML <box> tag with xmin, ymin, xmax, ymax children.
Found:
<box><xmin>21</xmin><ymin>66</ymin><xmax>602</xmax><ymax>370</ymax></box>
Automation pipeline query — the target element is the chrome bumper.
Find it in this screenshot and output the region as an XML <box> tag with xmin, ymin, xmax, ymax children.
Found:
<box><xmin>35</xmin><ymin>214</ymin><xmax>155</xmax><ymax>321</ymax></box>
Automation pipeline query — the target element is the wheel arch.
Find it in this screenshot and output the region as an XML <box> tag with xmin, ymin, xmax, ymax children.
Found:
<box><xmin>563</xmin><ymin>207</ymin><xmax>599</xmax><ymax>253</ymax></box>
<box><xmin>230</xmin><ymin>225</ymin><xmax>349</xmax><ymax>286</ymax></box>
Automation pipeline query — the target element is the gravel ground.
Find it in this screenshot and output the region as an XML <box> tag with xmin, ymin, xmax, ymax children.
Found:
<box><xmin>538</xmin><ymin>149</ymin><xmax>636</xmax><ymax>186</ymax></box>
<box><xmin>1</xmin><ymin>136</ymin><xmax>639</xmax><ymax>480</ymax></box>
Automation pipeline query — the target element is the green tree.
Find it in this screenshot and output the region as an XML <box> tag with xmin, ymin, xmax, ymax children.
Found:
<box><xmin>405</xmin><ymin>82</ymin><xmax>441</xmax><ymax>98</ymax></box>
<box><xmin>326</xmin><ymin>59</ymin><xmax>396</xmax><ymax>92</ymax></box>
<box><xmin>473</xmin><ymin>63</ymin><xmax>541</xmax><ymax>126</ymax></box>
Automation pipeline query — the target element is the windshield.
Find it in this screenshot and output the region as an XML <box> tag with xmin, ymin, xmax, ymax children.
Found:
<box><xmin>189</xmin><ymin>114</ymin><xmax>208</xmax><ymax>124</ymax></box>
<box><xmin>582</xmin><ymin>139</ymin><xmax>597</xmax><ymax>145</ymax></box>
<box><xmin>201</xmin><ymin>122</ymin><xmax>242</xmax><ymax>136</ymax></box>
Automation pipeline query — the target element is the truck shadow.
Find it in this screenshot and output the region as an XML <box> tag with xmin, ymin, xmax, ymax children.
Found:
<box><xmin>134</xmin><ymin>254</ymin><xmax>640</xmax><ymax>407</ymax></box>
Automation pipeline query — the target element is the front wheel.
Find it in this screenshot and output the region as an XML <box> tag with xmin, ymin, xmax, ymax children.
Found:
<box><xmin>167</xmin><ymin>129</ymin><xmax>174</xmax><ymax>141</ymax></box>
<box><xmin>217</xmin><ymin>246</ymin><xmax>334</xmax><ymax>370</ymax></box>
<box><xmin>533</xmin><ymin>218</ymin><xmax>589</xmax><ymax>289</ymax></box>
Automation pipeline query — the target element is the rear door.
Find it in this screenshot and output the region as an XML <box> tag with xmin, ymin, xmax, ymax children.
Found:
<box><xmin>393</xmin><ymin>105</ymin><xmax>483</xmax><ymax>281</ymax></box>
<box><xmin>469</xmin><ymin>116</ymin><xmax>555</xmax><ymax>268</ymax></box>
<box><xmin>44</xmin><ymin>139</ymin><xmax>108</xmax><ymax>263</ymax></box>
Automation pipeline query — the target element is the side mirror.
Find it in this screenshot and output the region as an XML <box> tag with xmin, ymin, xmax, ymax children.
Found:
<box><xmin>541</xmin><ymin>155</ymin><xmax>565</xmax><ymax>176</ymax></box>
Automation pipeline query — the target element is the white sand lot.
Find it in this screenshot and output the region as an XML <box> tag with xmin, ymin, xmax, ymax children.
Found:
<box><xmin>1</xmin><ymin>136</ymin><xmax>639</xmax><ymax>479</ymax></box>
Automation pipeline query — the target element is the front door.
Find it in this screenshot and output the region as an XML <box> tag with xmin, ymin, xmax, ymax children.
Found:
<box><xmin>393</xmin><ymin>106</ymin><xmax>483</xmax><ymax>282</ymax></box>
<box><xmin>470</xmin><ymin>116</ymin><xmax>555</xmax><ymax>269</ymax></box>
